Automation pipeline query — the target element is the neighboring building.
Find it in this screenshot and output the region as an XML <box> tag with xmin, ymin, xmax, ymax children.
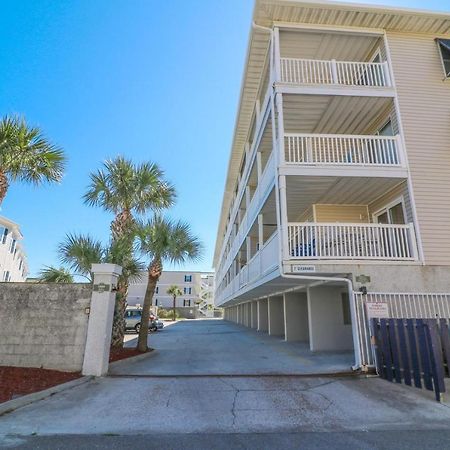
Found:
<box><xmin>214</xmin><ymin>0</ymin><xmax>450</xmax><ymax>369</ymax></box>
<box><xmin>0</xmin><ymin>216</ymin><xmax>28</xmax><ymax>282</ymax></box>
<box><xmin>128</xmin><ymin>271</ymin><xmax>215</xmax><ymax>316</ymax></box>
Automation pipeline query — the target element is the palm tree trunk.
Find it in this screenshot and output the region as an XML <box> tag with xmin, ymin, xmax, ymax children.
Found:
<box><xmin>111</xmin><ymin>278</ymin><xmax>128</xmax><ymax>348</ymax></box>
<box><xmin>111</xmin><ymin>209</ymin><xmax>134</xmax><ymax>241</ymax></box>
<box><xmin>137</xmin><ymin>258</ymin><xmax>162</xmax><ymax>352</ymax></box>
<box><xmin>0</xmin><ymin>170</ymin><xmax>9</xmax><ymax>206</ymax></box>
<box><xmin>173</xmin><ymin>295</ymin><xmax>176</xmax><ymax>322</ymax></box>
<box><xmin>110</xmin><ymin>208</ymin><xmax>134</xmax><ymax>348</ymax></box>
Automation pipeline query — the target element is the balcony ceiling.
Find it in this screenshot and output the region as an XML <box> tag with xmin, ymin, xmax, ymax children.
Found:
<box><xmin>214</xmin><ymin>0</ymin><xmax>450</xmax><ymax>266</ymax></box>
<box><xmin>283</xmin><ymin>94</ymin><xmax>392</xmax><ymax>134</ymax></box>
<box><xmin>286</xmin><ymin>175</ymin><xmax>405</xmax><ymax>220</ymax></box>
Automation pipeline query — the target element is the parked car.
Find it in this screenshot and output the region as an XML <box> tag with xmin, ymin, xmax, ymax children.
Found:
<box><xmin>125</xmin><ymin>307</ymin><xmax>164</xmax><ymax>333</ymax></box>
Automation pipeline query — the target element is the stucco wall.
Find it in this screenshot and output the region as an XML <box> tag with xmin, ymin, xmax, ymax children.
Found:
<box><xmin>0</xmin><ymin>283</ymin><xmax>92</xmax><ymax>372</ymax></box>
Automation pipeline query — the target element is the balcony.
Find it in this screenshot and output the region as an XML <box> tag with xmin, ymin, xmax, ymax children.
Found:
<box><xmin>280</xmin><ymin>58</ymin><xmax>391</xmax><ymax>88</ymax></box>
<box><xmin>287</xmin><ymin>223</ymin><xmax>418</xmax><ymax>261</ymax></box>
<box><xmin>284</xmin><ymin>134</ymin><xmax>403</xmax><ymax>167</ymax></box>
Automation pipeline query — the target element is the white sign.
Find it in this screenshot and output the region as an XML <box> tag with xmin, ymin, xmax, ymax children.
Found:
<box><xmin>292</xmin><ymin>265</ymin><xmax>316</xmax><ymax>273</ymax></box>
<box><xmin>366</xmin><ymin>302</ymin><xmax>389</xmax><ymax>319</ymax></box>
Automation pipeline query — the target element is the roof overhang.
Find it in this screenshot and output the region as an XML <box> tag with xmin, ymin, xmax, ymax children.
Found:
<box><xmin>213</xmin><ymin>0</ymin><xmax>450</xmax><ymax>267</ymax></box>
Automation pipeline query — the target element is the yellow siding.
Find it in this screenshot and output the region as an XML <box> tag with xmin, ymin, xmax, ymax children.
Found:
<box><xmin>315</xmin><ymin>204</ymin><xmax>369</xmax><ymax>223</ymax></box>
<box><xmin>387</xmin><ymin>32</ymin><xmax>450</xmax><ymax>265</ymax></box>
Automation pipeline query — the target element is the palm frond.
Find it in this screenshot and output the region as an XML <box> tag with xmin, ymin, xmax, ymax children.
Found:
<box><xmin>58</xmin><ymin>233</ymin><xmax>104</xmax><ymax>277</ymax></box>
<box><xmin>38</xmin><ymin>266</ymin><xmax>74</xmax><ymax>283</ymax></box>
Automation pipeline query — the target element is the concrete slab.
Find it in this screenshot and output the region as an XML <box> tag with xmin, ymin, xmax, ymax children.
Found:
<box><xmin>2</xmin><ymin>376</ymin><xmax>450</xmax><ymax>439</ymax></box>
<box><xmin>112</xmin><ymin>319</ymin><xmax>353</xmax><ymax>376</ymax></box>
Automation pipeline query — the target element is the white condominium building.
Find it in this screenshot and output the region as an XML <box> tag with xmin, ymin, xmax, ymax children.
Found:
<box><xmin>128</xmin><ymin>271</ymin><xmax>215</xmax><ymax>316</ymax></box>
<box><xmin>0</xmin><ymin>216</ymin><xmax>28</xmax><ymax>282</ymax></box>
<box><xmin>214</xmin><ymin>0</ymin><xmax>450</xmax><ymax>370</ymax></box>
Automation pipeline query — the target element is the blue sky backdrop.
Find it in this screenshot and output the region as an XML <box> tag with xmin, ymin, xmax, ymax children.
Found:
<box><xmin>0</xmin><ymin>0</ymin><xmax>448</xmax><ymax>276</ymax></box>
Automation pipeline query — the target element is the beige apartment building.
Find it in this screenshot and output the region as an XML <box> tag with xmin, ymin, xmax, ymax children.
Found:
<box><xmin>128</xmin><ymin>271</ymin><xmax>215</xmax><ymax>317</ymax></box>
<box><xmin>214</xmin><ymin>0</ymin><xmax>450</xmax><ymax>370</ymax></box>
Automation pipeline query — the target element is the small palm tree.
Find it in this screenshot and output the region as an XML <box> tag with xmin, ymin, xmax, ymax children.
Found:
<box><xmin>83</xmin><ymin>157</ymin><xmax>176</xmax><ymax>239</ymax></box>
<box><xmin>0</xmin><ymin>115</ymin><xmax>66</xmax><ymax>205</ymax></box>
<box><xmin>48</xmin><ymin>232</ymin><xmax>144</xmax><ymax>347</ymax></box>
<box><xmin>167</xmin><ymin>285</ymin><xmax>183</xmax><ymax>322</ymax></box>
<box><xmin>38</xmin><ymin>266</ymin><xmax>74</xmax><ymax>283</ymax></box>
<box><xmin>136</xmin><ymin>216</ymin><xmax>202</xmax><ymax>352</ymax></box>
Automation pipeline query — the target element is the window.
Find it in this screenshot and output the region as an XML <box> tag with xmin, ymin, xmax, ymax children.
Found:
<box><xmin>3</xmin><ymin>271</ymin><xmax>10</xmax><ymax>282</ymax></box>
<box><xmin>0</xmin><ymin>227</ymin><xmax>8</xmax><ymax>244</ymax></box>
<box><xmin>341</xmin><ymin>293</ymin><xmax>351</xmax><ymax>325</ymax></box>
<box><xmin>18</xmin><ymin>260</ymin><xmax>23</xmax><ymax>270</ymax></box>
<box><xmin>374</xmin><ymin>199</ymin><xmax>406</xmax><ymax>225</ymax></box>
<box><xmin>155</xmin><ymin>299</ymin><xmax>158</xmax><ymax>306</ymax></box>
<box><xmin>9</xmin><ymin>239</ymin><xmax>16</xmax><ymax>254</ymax></box>
<box><xmin>184</xmin><ymin>275</ymin><xmax>192</xmax><ymax>282</ymax></box>
<box><xmin>184</xmin><ymin>287</ymin><xmax>192</xmax><ymax>295</ymax></box>
<box><xmin>183</xmin><ymin>299</ymin><xmax>191</xmax><ymax>307</ymax></box>
<box><xmin>155</xmin><ymin>287</ymin><xmax>159</xmax><ymax>294</ymax></box>
<box><xmin>437</xmin><ymin>39</ymin><xmax>450</xmax><ymax>78</ymax></box>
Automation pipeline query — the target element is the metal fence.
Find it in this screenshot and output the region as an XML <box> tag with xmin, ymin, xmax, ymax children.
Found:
<box><xmin>354</xmin><ymin>292</ymin><xmax>450</xmax><ymax>368</ymax></box>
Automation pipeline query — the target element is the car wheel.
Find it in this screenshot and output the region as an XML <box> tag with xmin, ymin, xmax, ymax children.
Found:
<box><xmin>135</xmin><ymin>323</ymin><xmax>141</xmax><ymax>333</ymax></box>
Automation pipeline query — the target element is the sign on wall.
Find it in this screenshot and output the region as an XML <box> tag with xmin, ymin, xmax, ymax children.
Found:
<box><xmin>292</xmin><ymin>265</ymin><xmax>316</xmax><ymax>273</ymax></box>
<box><xmin>366</xmin><ymin>302</ymin><xmax>389</xmax><ymax>319</ymax></box>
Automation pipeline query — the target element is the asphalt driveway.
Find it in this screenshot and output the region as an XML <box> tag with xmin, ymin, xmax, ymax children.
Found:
<box><xmin>114</xmin><ymin>319</ymin><xmax>354</xmax><ymax>376</ymax></box>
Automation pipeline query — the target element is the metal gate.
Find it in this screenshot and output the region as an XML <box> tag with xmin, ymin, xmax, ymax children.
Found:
<box><xmin>354</xmin><ymin>292</ymin><xmax>450</xmax><ymax>368</ymax></box>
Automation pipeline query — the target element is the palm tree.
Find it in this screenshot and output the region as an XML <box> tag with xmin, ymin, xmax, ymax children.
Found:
<box><xmin>38</xmin><ymin>266</ymin><xmax>74</xmax><ymax>283</ymax></box>
<box><xmin>166</xmin><ymin>285</ymin><xmax>182</xmax><ymax>322</ymax></box>
<box><xmin>52</xmin><ymin>232</ymin><xmax>144</xmax><ymax>347</ymax></box>
<box><xmin>136</xmin><ymin>216</ymin><xmax>202</xmax><ymax>352</ymax></box>
<box><xmin>0</xmin><ymin>115</ymin><xmax>66</xmax><ymax>205</ymax></box>
<box><xmin>83</xmin><ymin>157</ymin><xmax>176</xmax><ymax>346</ymax></box>
<box><xmin>83</xmin><ymin>157</ymin><xmax>176</xmax><ymax>239</ymax></box>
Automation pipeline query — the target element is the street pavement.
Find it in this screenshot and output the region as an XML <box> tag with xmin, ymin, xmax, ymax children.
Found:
<box><xmin>1</xmin><ymin>319</ymin><xmax>450</xmax><ymax>449</ymax></box>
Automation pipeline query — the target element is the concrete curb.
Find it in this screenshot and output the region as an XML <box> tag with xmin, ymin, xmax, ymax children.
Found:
<box><xmin>0</xmin><ymin>375</ymin><xmax>93</xmax><ymax>416</ymax></box>
<box><xmin>108</xmin><ymin>349</ymin><xmax>158</xmax><ymax>372</ymax></box>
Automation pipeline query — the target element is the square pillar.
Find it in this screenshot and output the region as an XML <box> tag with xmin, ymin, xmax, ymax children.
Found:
<box><xmin>246</xmin><ymin>303</ymin><xmax>252</xmax><ymax>327</ymax></box>
<box><xmin>82</xmin><ymin>263</ymin><xmax>122</xmax><ymax>377</ymax></box>
<box><xmin>307</xmin><ymin>286</ymin><xmax>353</xmax><ymax>352</ymax></box>
<box><xmin>251</xmin><ymin>302</ymin><xmax>258</xmax><ymax>329</ymax></box>
<box><xmin>257</xmin><ymin>299</ymin><xmax>268</xmax><ymax>332</ymax></box>
<box><xmin>283</xmin><ymin>292</ymin><xmax>309</xmax><ymax>342</ymax></box>
<box><xmin>268</xmin><ymin>296</ymin><xmax>284</xmax><ymax>337</ymax></box>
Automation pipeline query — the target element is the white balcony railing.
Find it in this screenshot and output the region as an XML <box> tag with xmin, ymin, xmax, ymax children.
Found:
<box><xmin>284</xmin><ymin>134</ymin><xmax>402</xmax><ymax>166</ymax></box>
<box><xmin>288</xmin><ymin>223</ymin><xmax>418</xmax><ymax>261</ymax></box>
<box><xmin>280</xmin><ymin>58</ymin><xmax>391</xmax><ymax>87</ymax></box>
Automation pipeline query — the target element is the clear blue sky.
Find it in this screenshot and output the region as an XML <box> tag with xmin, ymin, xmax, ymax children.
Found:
<box><xmin>0</xmin><ymin>0</ymin><xmax>448</xmax><ymax>277</ymax></box>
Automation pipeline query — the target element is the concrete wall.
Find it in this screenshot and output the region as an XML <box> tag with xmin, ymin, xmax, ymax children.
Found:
<box><xmin>268</xmin><ymin>296</ymin><xmax>284</xmax><ymax>336</ymax></box>
<box><xmin>0</xmin><ymin>283</ymin><xmax>92</xmax><ymax>371</ymax></box>
<box><xmin>307</xmin><ymin>286</ymin><xmax>353</xmax><ymax>352</ymax></box>
<box><xmin>283</xmin><ymin>292</ymin><xmax>309</xmax><ymax>342</ymax></box>
<box><xmin>251</xmin><ymin>302</ymin><xmax>258</xmax><ymax>328</ymax></box>
<box><xmin>257</xmin><ymin>299</ymin><xmax>268</xmax><ymax>331</ymax></box>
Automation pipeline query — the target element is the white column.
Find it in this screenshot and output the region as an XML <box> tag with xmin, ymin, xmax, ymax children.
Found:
<box><xmin>256</xmin><ymin>152</ymin><xmax>262</xmax><ymax>182</ymax></box>
<box><xmin>283</xmin><ymin>292</ymin><xmax>309</xmax><ymax>342</ymax></box>
<box><xmin>82</xmin><ymin>263</ymin><xmax>122</xmax><ymax>377</ymax></box>
<box><xmin>257</xmin><ymin>299</ymin><xmax>269</xmax><ymax>332</ymax></box>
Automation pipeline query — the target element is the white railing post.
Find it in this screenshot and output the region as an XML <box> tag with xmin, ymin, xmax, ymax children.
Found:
<box><xmin>331</xmin><ymin>59</ymin><xmax>338</xmax><ymax>84</ymax></box>
<box><xmin>409</xmin><ymin>223</ymin><xmax>419</xmax><ymax>261</ymax></box>
<box><xmin>383</xmin><ymin>61</ymin><xmax>392</xmax><ymax>87</ymax></box>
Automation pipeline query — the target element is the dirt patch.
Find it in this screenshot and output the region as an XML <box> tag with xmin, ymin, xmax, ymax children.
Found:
<box><xmin>109</xmin><ymin>347</ymin><xmax>150</xmax><ymax>363</ymax></box>
<box><xmin>0</xmin><ymin>366</ymin><xmax>81</xmax><ymax>403</ymax></box>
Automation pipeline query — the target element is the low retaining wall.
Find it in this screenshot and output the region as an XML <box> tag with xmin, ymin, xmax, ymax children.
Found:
<box><xmin>0</xmin><ymin>283</ymin><xmax>92</xmax><ymax>372</ymax></box>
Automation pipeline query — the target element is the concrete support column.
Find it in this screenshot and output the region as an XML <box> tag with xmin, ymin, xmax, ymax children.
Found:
<box><xmin>82</xmin><ymin>263</ymin><xmax>122</xmax><ymax>377</ymax></box>
<box><xmin>283</xmin><ymin>292</ymin><xmax>309</xmax><ymax>342</ymax></box>
<box><xmin>251</xmin><ymin>302</ymin><xmax>258</xmax><ymax>329</ymax></box>
<box><xmin>246</xmin><ymin>303</ymin><xmax>252</xmax><ymax>327</ymax></box>
<box><xmin>307</xmin><ymin>286</ymin><xmax>353</xmax><ymax>352</ymax></box>
<box><xmin>257</xmin><ymin>299</ymin><xmax>268</xmax><ymax>332</ymax></box>
<box><xmin>268</xmin><ymin>296</ymin><xmax>284</xmax><ymax>337</ymax></box>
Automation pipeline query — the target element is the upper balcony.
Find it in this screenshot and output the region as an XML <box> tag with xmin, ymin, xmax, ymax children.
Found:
<box><xmin>280</xmin><ymin>58</ymin><xmax>391</xmax><ymax>89</ymax></box>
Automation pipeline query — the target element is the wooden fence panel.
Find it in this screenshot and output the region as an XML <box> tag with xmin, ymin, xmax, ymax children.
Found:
<box><xmin>371</xmin><ymin>318</ymin><xmax>447</xmax><ymax>402</ymax></box>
